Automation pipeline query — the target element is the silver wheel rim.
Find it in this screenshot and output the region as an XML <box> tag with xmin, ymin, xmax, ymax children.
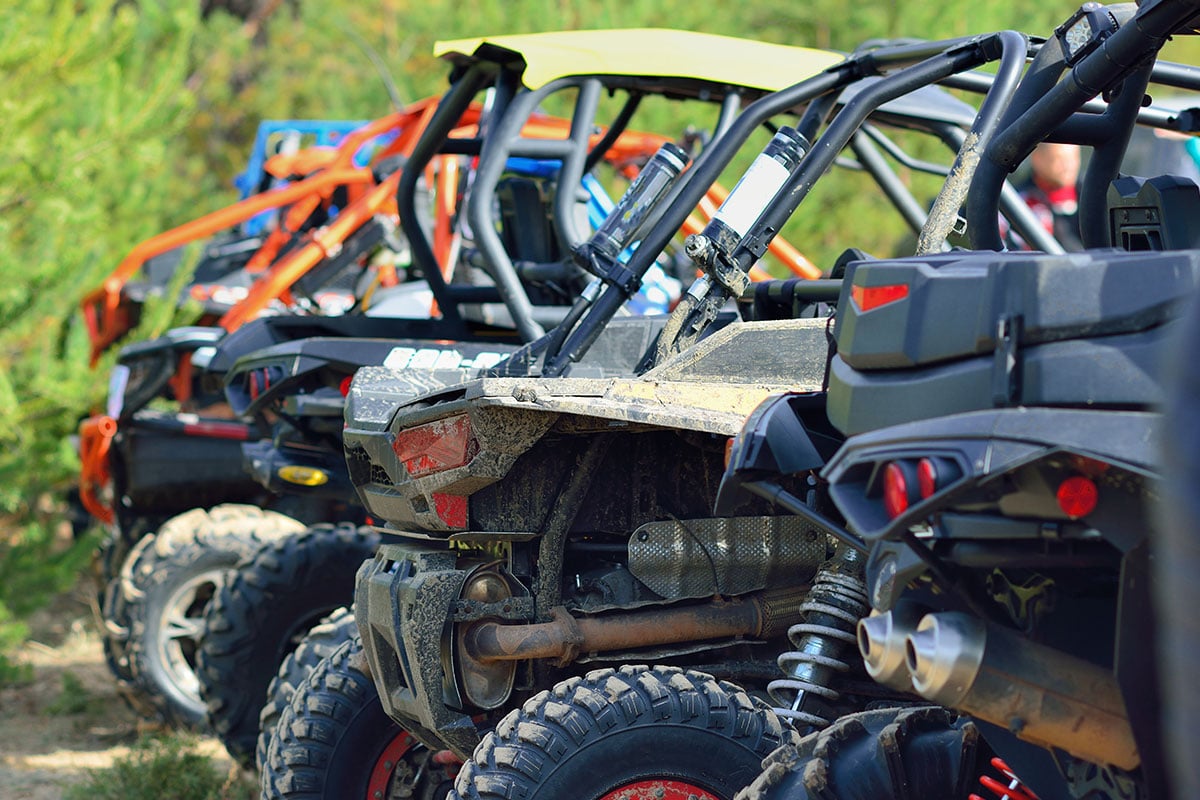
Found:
<box><xmin>154</xmin><ymin>568</ymin><xmax>225</xmax><ymax>713</ymax></box>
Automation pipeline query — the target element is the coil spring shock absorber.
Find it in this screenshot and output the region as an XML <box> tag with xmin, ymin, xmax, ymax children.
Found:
<box><xmin>768</xmin><ymin>542</ymin><xmax>869</xmax><ymax>728</ymax></box>
<box><xmin>970</xmin><ymin>757</ymin><xmax>1040</xmax><ymax>800</ymax></box>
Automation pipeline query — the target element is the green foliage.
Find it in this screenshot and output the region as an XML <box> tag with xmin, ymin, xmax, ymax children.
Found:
<box><xmin>0</xmin><ymin>522</ymin><xmax>98</xmax><ymax>682</ymax></box>
<box><xmin>0</xmin><ymin>1</ymin><xmax>205</xmax><ymax>507</ymax></box>
<box><xmin>0</xmin><ymin>603</ymin><xmax>32</xmax><ymax>686</ymax></box>
<box><xmin>46</xmin><ymin>671</ymin><xmax>97</xmax><ymax>714</ymax></box>
<box><xmin>0</xmin><ymin>524</ymin><xmax>97</xmax><ymax>619</ymax></box>
<box><xmin>0</xmin><ymin>0</ymin><xmax>214</xmax><ymax>662</ymax></box>
<box><xmin>749</xmin><ymin>0</ymin><xmax>1069</xmax><ymax>51</ymax></box>
<box><xmin>64</xmin><ymin>734</ymin><xmax>257</xmax><ymax>800</ymax></box>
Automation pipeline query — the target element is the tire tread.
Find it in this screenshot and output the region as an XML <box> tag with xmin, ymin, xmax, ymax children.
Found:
<box><xmin>198</xmin><ymin>522</ymin><xmax>378</xmax><ymax>767</ymax></box>
<box><xmin>454</xmin><ymin>665</ymin><xmax>798</xmax><ymax>800</ymax></box>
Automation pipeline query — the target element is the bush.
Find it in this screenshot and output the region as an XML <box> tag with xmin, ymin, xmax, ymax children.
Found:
<box><xmin>0</xmin><ymin>0</ymin><xmax>212</xmax><ymax>670</ymax></box>
<box><xmin>64</xmin><ymin>735</ymin><xmax>257</xmax><ymax>800</ymax></box>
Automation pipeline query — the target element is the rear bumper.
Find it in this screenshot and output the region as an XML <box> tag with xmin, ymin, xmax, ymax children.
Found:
<box><xmin>354</xmin><ymin>540</ymin><xmax>480</xmax><ymax>757</ymax></box>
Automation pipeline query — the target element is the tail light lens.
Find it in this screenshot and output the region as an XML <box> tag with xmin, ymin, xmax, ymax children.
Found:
<box><xmin>246</xmin><ymin>365</ymin><xmax>284</xmax><ymax>402</ymax></box>
<box><xmin>916</xmin><ymin>459</ymin><xmax>937</xmax><ymax>499</ymax></box>
<box><xmin>392</xmin><ymin>414</ymin><xmax>479</xmax><ymax>478</ymax></box>
<box><xmin>916</xmin><ymin>457</ymin><xmax>961</xmax><ymax>500</ymax></box>
<box><xmin>850</xmin><ymin>283</ymin><xmax>908</xmax><ymax>312</ymax></box>
<box><xmin>1056</xmin><ymin>475</ymin><xmax>1098</xmax><ymax>519</ymax></box>
<box><xmin>882</xmin><ymin>456</ymin><xmax>963</xmax><ymax>519</ymax></box>
<box><xmin>883</xmin><ymin>461</ymin><xmax>918</xmax><ymax>518</ymax></box>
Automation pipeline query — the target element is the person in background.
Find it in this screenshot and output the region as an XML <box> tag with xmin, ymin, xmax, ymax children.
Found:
<box><xmin>1014</xmin><ymin>141</ymin><xmax>1084</xmax><ymax>251</ymax></box>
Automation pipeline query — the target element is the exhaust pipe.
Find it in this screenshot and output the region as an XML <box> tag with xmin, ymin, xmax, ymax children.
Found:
<box><xmin>464</xmin><ymin>587</ymin><xmax>807</xmax><ymax>667</ymax></box>
<box><xmin>905</xmin><ymin>612</ymin><xmax>1139</xmax><ymax>771</ymax></box>
<box><xmin>856</xmin><ymin>602</ymin><xmax>926</xmax><ymax>692</ymax></box>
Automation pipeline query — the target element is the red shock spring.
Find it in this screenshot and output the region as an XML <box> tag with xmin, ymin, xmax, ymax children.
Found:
<box><xmin>969</xmin><ymin>757</ymin><xmax>1040</xmax><ymax>800</ymax></box>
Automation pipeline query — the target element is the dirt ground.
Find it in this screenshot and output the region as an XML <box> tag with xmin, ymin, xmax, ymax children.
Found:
<box><xmin>0</xmin><ymin>579</ymin><xmax>239</xmax><ymax>800</ymax></box>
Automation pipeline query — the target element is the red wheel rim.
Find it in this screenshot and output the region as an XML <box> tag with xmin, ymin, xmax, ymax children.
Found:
<box><xmin>366</xmin><ymin>731</ymin><xmax>415</xmax><ymax>799</ymax></box>
<box><xmin>598</xmin><ymin>779</ymin><xmax>721</xmax><ymax>800</ymax></box>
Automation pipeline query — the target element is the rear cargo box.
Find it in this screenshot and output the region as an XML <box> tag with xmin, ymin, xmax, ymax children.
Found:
<box><xmin>827</xmin><ymin>249</ymin><xmax>1200</xmax><ymax>435</ymax></box>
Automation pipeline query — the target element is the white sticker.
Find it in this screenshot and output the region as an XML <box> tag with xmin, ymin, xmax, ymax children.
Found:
<box><xmin>409</xmin><ymin>349</ymin><xmax>441</xmax><ymax>369</ymax></box>
<box><xmin>434</xmin><ymin>350</ymin><xmax>465</xmax><ymax>370</ymax></box>
<box><xmin>384</xmin><ymin>347</ymin><xmax>508</xmax><ymax>372</ymax></box>
<box><xmin>468</xmin><ymin>352</ymin><xmax>506</xmax><ymax>370</ymax></box>
<box><xmin>383</xmin><ymin>347</ymin><xmax>416</xmax><ymax>369</ymax></box>
<box><xmin>713</xmin><ymin>154</ymin><xmax>789</xmax><ymax>237</ymax></box>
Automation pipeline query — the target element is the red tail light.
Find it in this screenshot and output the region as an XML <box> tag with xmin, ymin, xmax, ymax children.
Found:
<box><xmin>247</xmin><ymin>366</ymin><xmax>282</xmax><ymax>402</ymax></box>
<box><xmin>916</xmin><ymin>457</ymin><xmax>961</xmax><ymax>500</ymax></box>
<box><xmin>850</xmin><ymin>283</ymin><xmax>908</xmax><ymax>312</ymax></box>
<box><xmin>1056</xmin><ymin>475</ymin><xmax>1098</xmax><ymax>519</ymax></box>
<box><xmin>432</xmin><ymin>493</ymin><xmax>467</xmax><ymax>528</ymax></box>
<box><xmin>392</xmin><ymin>414</ymin><xmax>479</xmax><ymax>478</ymax></box>
<box><xmin>883</xmin><ymin>461</ymin><xmax>918</xmax><ymax>518</ymax></box>
<box><xmin>339</xmin><ymin>375</ymin><xmax>354</xmax><ymax>397</ymax></box>
<box><xmin>916</xmin><ymin>458</ymin><xmax>937</xmax><ymax>499</ymax></box>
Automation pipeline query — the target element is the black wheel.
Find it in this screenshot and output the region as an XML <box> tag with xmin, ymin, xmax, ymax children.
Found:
<box><xmin>99</xmin><ymin>546</ymin><xmax>138</xmax><ymax>689</ymax></box>
<box><xmin>96</xmin><ymin>516</ymin><xmax>160</xmax><ymax>688</ymax></box>
<box><xmin>453</xmin><ymin>665</ymin><xmax>799</xmax><ymax>800</ymax></box>
<box><xmin>263</xmin><ymin>636</ymin><xmax>440</xmax><ymax>800</ymax></box>
<box><xmin>198</xmin><ymin>522</ymin><xmax>381</xmax><ymax>767</ymax></box>
<box><xmin>736</xmin><ymin>706</ymin><xmax>988</xmax><ymax>800</ymax></box>
<box><xmin>94</xmin><ymin>515</ymin><xmax>156</xmax><ymax>602</ymax></box>
<box><xmin>254</xmin><ymin>607</ymin><xmax>358</xmax><ymax>773</ymax></box>
<box><xmin>104</xmin><ymin>504</ymin><xmax>304</xmax><ymax>727</ymax></box>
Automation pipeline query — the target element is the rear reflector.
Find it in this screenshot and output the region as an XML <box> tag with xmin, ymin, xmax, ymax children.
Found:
<box><xmin>278</xmin><ymin>465</ymin><xmax>330</xmax><ymax>487</ymax></box>
<box><xmin>432</xmin><ymin>493</ymin><xmax>467</xmax><ymax>528</ymax></box>
<box><xmin>392</xmin><ymin>414</ymin><xmax>479</xmax><ymax>478</ymax></box>
<box><xmin>181</xmin><ymin>420</ymin><xmax>251</xmax><ymax>440</ymax></box>
<box><xmin>850</xmin><ymin>283</ymin><xmax>908</xmax><ymax>312</ymax></box>
<box><xmin>1057</xmin><ymin>476</ymin><xmax>1098</xmax><ymax>519</ymax></box>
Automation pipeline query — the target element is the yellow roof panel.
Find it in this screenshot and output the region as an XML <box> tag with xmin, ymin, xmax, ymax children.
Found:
<box><xmin>433</xmin><ymin>29</ymin><xmax>843</xmax><ymax>92</ymax></box>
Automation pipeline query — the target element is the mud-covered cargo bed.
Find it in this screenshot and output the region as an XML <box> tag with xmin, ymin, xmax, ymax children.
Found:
<box><xmin>344</xmin><ymin>319</ymin><xmax>833</xmax><ymax>532</ymax></box>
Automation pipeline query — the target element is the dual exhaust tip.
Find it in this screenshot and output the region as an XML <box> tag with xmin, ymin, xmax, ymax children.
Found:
<box><xmin>858</xmin><ymin>606</ymin><xmax>1139</xmax><ymax>771</ymax></box>
<box><xmin>857</xmin><ymin>605</ymin><xmax>989</xmax><ymax>701</ymax></box>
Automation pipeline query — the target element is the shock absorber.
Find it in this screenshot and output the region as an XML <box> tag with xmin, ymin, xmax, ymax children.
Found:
<box><xmin>540</xmin><ymin>142</ymin><xmax>690</xmax><ymax>376</ymax></box>
<box><xmin>768</xmin><ymin>542</ymin><xmax>870</xmax><ymax>728</ymax></box>
<box><xmin>655</xmin><ymin>126</ymin><xmax>812</xmax><ymax>363</ymax></box>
